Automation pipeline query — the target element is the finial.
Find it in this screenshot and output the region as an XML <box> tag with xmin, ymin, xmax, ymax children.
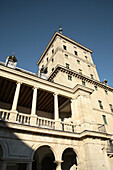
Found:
<box><xmin>12</xmin><ymin>52</ymin><xmax>15</xmax><ymax>58</ymax></box>
<box><xmin>59</xmin><ymin>25</ymin><xmax>63</xmax><ymax>34</ymax></box>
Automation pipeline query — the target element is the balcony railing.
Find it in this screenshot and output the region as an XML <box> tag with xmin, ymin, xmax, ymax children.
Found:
<box><xmin>0</xmin><ymin>109</ymin><xmax>107</xmax><ymax>134</ymax></box>
<box><xmin>0</xmin><ymin>109</ymin><xmax>75</xmax><ymax>133</ymax></box>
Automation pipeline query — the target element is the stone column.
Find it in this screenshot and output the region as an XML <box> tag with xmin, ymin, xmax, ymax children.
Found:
<box><xmin>0</xmin><ymin>161</ymin><xmax>7</xmax><ymax>170</ymax></box>
<box><xmin>55</xmin><ymin>160</ymin><xmax>63</xmax><ymax>170</ymax></box>
<box><xmin>30</xmin><ymin>87</ymin><xmax>38</xmax><ymax>126</ymax></box>
<box><xmin>31</xmin><ymin>87</ymin><xmax>37</xmax><ymax>115</ymax></box>
<box><xmin>71</xmin><ymin>99</ymin><xmax>76</xmax><ymax>121</ymax></box>
<box><xmin>54</xmin><ymin>93</ymin><xmax>61</xmax><ymax>130</ymax></box>
<box><xmin>26</xmin><ymin>162</ymin><xmax>32</xmax><ymax>170</ymax></box>
<box><xmin>11</xmin><ymin>82</ymin><xmax>21</xmax><ymax>111</ymax></box>
<box><xmin>54</xmin><ymin>93</ymin><xmax>59</xmax><ymax>120</ymax></box>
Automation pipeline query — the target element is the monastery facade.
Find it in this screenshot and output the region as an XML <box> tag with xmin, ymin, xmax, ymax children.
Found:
<box><xmin>0</xmin><ymin>30</ymin><xmax>113</xmax><ymax>170</ymax></box>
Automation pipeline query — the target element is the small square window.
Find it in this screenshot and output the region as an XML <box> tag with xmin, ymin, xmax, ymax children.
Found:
<box><xmin>85</xmin><ymin>56</ymin><xmax>88</xmax><ymax>60</ymax></box>
<box><xmin>65</xmin><ymin>54</ymin><xmax>68</xmax><ymax>59</ymax></box>
<box><xmin>52</xmin><ymin>68</ymin><xmax>54</xmax><ymax>71</ymax></box>
<box><xmin>94</xmin><ymin>86</ymin><xmax>98</xmax><ymax>91</ymax></box>
<box><xmin>68</xmin><ymin>75</ymin><xmax>72</xmax><ymax>81</ymax></box>
<box><xmin>98</xmin><ymin>100</ymin><xmax>103</xmax><ymax>109</ymax></box>
<box><xmin>102</xmin><ymin>115</ymin><xmax>107</xmax><ymax>124</ymax></box>
<box><xmin>79</xmin><ymin>69</ymin><xmax>82</xmax><ymax>74</ymax></box>
<box><xmin>63</xmin><ymin>45</ymin><xmax>67</xmax><ymax>50</ymax></box>
<box><xmin>74</xmin><ymin>51</ymin><xmax>77</xmax><ymax>55</ymax></box>
<box><xmin>52</xmin><ymin>58</ymin><xmax>54</xmax><ymax>62</ymax></box>
<box><xmin>109</xmin><ymin>104</ymin><xmax>113</xmax><ymax>112</ymax></box>
<box><xmin>90</xmin><ymin>74</ymin><xmax>94</xmax><ymax>79</ymax></box>
<box><xmin>105</xmin><ymin>90</ymin><xmax>108</xmax><ymax>95</ymax></box>
<box><xmin>66</xmin><ymin>63</ymin><xmax>69</xmax><ymax>69</ymax></box>
<box><xmin>77</xmin><ymin>60</ymin><xmax>80</xmax><ymax>64</ymax></box>
<box><xmin>52</xmin><ymin>49</ymin><xmax>54</xmax><ymax>54</ymax></box>
<box><xmin>82</xmin><ymin>81</ymin><xmax>85</xmax><ymax>86</ymax></box>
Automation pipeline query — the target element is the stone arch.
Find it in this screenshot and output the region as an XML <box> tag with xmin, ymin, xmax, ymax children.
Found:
<box><xmin>0</xmin><ymin>140</ymin><xmax>8</xmax><ymax>158</ymax></box>
<box><xmin>61</xmin><ymin>147</ymin><xmax>78</xmax><ymax>170</ymax></box>
<box><xmin>32</xmin><ymin>145</ymin><xmax>57</xmax><ymax>170</ymax></box>
<box><xmin>30</xmin><ymin>143</ymin><xmax>57</xmax><ymax>160</ymax></box>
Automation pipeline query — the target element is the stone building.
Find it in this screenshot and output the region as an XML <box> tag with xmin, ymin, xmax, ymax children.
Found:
<box><xmin>0</xmin><ymin>30</ymin><xmax>113</xmax><ymax>170</ymax></box>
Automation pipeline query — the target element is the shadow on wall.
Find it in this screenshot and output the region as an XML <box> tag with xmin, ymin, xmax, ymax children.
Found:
<box><xmin>0</xmin><ymin>120</ymin><xmax>58</xmax><ymax>170</ymax></box>
<box><xmin>0</xmin><ymin>120</ymin><xmax>78</xmax><ymax>170</ymax></box>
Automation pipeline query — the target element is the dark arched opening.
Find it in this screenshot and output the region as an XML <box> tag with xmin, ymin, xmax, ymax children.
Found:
<box><xmin>32</xmin><ymin>145</ymin><xmax>56</xmax><ymax>170</ymax></box>
<box><xmin>61</xmin><ymin>148</ymin><xmax>77</xmax><ymax>170</ymax></box>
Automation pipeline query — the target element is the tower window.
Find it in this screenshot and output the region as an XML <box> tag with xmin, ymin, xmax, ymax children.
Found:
<box><xmin>79</xmin><ymin>69</ymin><xmax>82</xmax><ymax>74</ymax></box>
<box><xmin>68</xmin><ymin>75</ymin><xmax>72</xmax><ymax>81</ymax></box>
<box><xmin>63</xmin><ymin>45</ymin><xmax>67</xmax><ymax>50</ymax></box>
<box><xmin>77</xmin><ymin>60</ymin><xmax>80</xmax><ymax>64</ymax></box>
<box><xmin>52</xmin><ymin>58</ymin><xmax>54</xmax><ymax>62</ymax></box>
<box><xmin>74</xmin><ymin>51</ymin><xmax>78</xmax><ymax>55</ymax></box>
<box><xmin>85</xmin><ymin>56</ymin><xmax>88</xmax><ymax>60</ymax></box>
<box><xmin>102</xmin><ymin>115</ymin><xmax>107</xmax><ymax>124</ymax></box>
<box><xmin>52</xmin><ymin>68</ymin><xmax>54</xmax><ymax>71</ymax></box>
<box><xmin>109</xmin><ymin>104</ymin><xmax>113</xmax><ymax>112</ymax></box>
<box><xmin>82</xmin><ymin>81</ymin><xmax>85</xmax><ymax>86</ymax></box>
<box><xmin>65</xmin><ymin>54</ymin><xmax>68</xmax><ymax>59</ymax></box>
<box><xmin>90</xmin><ymin>74</ymin><xmax>94</xmax><ymax>79</ymax></box>
<box><xmin>47</xmin><ymin>58</ymin><xmax>48</xmax><ymax>62</ymax></box>
<box><xmin>52</xmin><ymin>49</ymin><xmax>54</xmax><ymax>54</ymax></box>
<box><xmin>98</xmin><ymin>100</ymin><xmax>103</xmax><ymax>109</ymax></box>
<box><xmin>66</xmin><ymin>63</ymin><xmax>69</xmax><ymax>69</ymax></box>
<box><xmin>94</xmin><ymin>86</ymin><xmax>98</xmax><ymax>91</ymax></box>
<box><xmin>88</xmin><ymin>65</ymin><xmax>90</xmax><ymax>68</ymax></box>
<box><xmin>105</xmin><ymin>90</ymin><xmax>108</xmax><ymax>95</ymax></box>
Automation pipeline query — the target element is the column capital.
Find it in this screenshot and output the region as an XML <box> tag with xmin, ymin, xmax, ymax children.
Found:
<box><xmin>16</xmin><ymin>81</ymin><xmax>22</xmax><ymax>85</ymax></box>
<box><xmin>32</xmin><ymin>86</ymin><xmax>39</xmax><ymax>90</ymax></box>
<box><xmin>53</xmin><ymin>92</ymin><xmax>59</xmax><ymax>96</ymax></box>
<box><xmin>54</xmin><ymin>160</ymin><xmax>63</xmax><ymax>164</ymax></box>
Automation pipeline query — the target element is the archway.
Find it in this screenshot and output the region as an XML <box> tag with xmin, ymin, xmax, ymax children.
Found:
<box><xmin>61</xmin><ymin>148</ymin><xmax>77</xmax><ymax>170</ymax></box>
<box><xmin>32</xmin><ymin>145</ymin><xmax>56</xmax><ymax>170</ymax></box>
<box><xmin>0</xmin><ymin>145</ymin><xmax>3</xmax><ymax>169</ymax></box>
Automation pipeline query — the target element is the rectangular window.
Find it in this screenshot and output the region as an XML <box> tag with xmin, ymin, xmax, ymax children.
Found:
<box><xmin>52</xmin><ymin>49</ymin><xmax>54</xmax><ymax>54</ymax></box>
<box><xmin>102</xmin><ymin>115</ymin><xmax>107</xmax><ymax>124</ymax></box>
<box><xmin>85</xmin><ymin>56</ymin><xmax>88</xmax><ymax>60</ymax></box>
<box><xmin>82</xmin><ymin>81</ymin><xmax>85</xmax><ymax>86</ymax></box>
<box><xmin>68</xmin><ymin>75</ymin><xmax>72</xmax><ymax>81</ymax></box>
<box><xmin>98</xmin><ymin>100</ymin><xmax>103</xmax><ymax>109</ymax></box>
<box><xmin>79</xmin><ymin>69</ymin><xmax>82</xmax><ymax>74</ymax></box>
<box><xmin>94</xmin><ymin>86</ymin><xmax>98</xmax><ymax>91</ymax></box>
<box><xmin>52</xmin><ymin>68</ymin><xmax>54</xmax><ymax>71</ymax></box>
<box><xmin>66</xmin><ymin>63</ymin><xmax>69</xmax><ymax>69</ymax></box>
<box><xmin>74</xmin><ymin>51</ymin><xmax>77</xmax><ymax>55</ymax></box>
<box><xmin>65</xmin><ymin>54</ymin><xmax>68</xmax><ymax>59</ymax></box>
<box><xmin>105</xmin><ymin>90</ymin><xmax>108</xmax><ymax>95</ymax></box>
<box><xmin>63</xmin><ymin>45</ymin><xmax>67</xmax><ymax>50</ymax></box>
<box><xmin>109</xmin><ymin>104</ymin><xmax>113</xmax><ymax>112</ymax></box>
<box><xmin>77</xmin><ymin>60</ymin><xmax>80</xmax><ymax>64</ymax></box>
<box><xmin>90</xmin><ymin>74</ymin><xmax>94</xmax><ymax>79</ymax></box>
<box><xmin>51</xmin><ymin>58</ymin><xmax>54</xmax><ymax>62</ymax></box>
<box><xmin>47</xmin><ymin>58</ymin><xmax>48</xmax><ymax>62</ymax></box>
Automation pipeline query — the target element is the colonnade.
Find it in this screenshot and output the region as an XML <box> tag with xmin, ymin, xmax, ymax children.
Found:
<box><xmin>10</xmin><ymin>82</ymin><xmax>76</xmax><ymax>122</ymax></box>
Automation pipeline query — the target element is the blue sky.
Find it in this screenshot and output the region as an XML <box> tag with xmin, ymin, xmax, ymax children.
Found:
<box><xmin>0</xmin><ymin>0</ymin><xmax>113</xmax><ymax>87</ymax></box>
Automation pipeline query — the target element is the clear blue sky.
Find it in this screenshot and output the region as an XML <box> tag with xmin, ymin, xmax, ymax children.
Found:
<box><xmin>0</xmin><ymin>0</ymin><xmax>113</xmax><ymax>87</ymax></box>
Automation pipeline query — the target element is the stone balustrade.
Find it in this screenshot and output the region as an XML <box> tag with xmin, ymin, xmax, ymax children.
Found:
<box><xmin>0</xmin><ymin>108</ymin><xmax>106</xmax><ymax>134</ymax></box>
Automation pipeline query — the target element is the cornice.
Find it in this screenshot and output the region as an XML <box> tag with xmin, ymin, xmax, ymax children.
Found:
<box><xmin>48</xmin><ymin>65</ymin><xmax>113</xmax><ymax>92</ymax></box>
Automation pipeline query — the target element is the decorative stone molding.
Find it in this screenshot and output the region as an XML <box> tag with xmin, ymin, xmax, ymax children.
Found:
<box><xmin>48</xmin><ymin>65</ymin><xmax>113</xmax><ymax>92</ymax></box>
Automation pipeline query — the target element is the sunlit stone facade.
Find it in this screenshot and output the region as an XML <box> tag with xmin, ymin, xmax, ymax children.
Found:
<box><xmin>0</xmin><ymin>31</ymin><xmax>113</xmax><ymax>170</ymax></box>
